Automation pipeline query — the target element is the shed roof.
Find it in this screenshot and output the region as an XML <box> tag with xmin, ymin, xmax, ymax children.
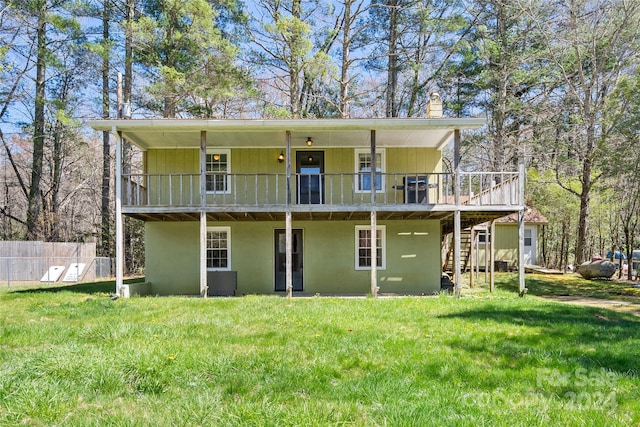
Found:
<box><xmin>494</xmin><ymin>207</ymin><xmax>548</xmax><ymax>224</ymax></box>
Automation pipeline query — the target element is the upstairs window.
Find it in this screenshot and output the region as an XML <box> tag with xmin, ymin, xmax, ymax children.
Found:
<box><xmin>206</xmin><ymin>149</ymin><xmax>230</xmax><ymax>193</ymax></box>
<box><xmin>355</xmin><ymin>149</ymin><xmax>384</xmax><ymax>193</ymax></box>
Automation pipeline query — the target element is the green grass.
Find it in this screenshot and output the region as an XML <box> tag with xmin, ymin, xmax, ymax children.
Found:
<box><xmin>1</xmin><ymin>280</ymin><xmax>639</xmax><ymax>426</ymax></box>
<box><xmin>492</xmin><ymin>271</ymin><xmax>640</xmax><ymax>300</ymax></box>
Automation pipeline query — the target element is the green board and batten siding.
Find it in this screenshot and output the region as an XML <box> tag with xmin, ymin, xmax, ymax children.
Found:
<box><xmin>144</xmin><ymin>148</ymin><xmax>442</xmax><ymax>205</ymax></box>
<box><xmin>145</xmin><ymin>220</ymin><xmax>441</xmax><ymax>296</ymax></box>
<box><xmin>144</xmin><ymin>147</ymin><xmax>443</xmax><ymax>295</ymax></box>
<box><xmin>473</xmin><ymin>224</ymin><xmax>519</xmax><ymax>269</ymax></box>
<box><xmin>146</xmin><ymin>147</ymin><xmax>442</xmax><ymax>175</ymax></box>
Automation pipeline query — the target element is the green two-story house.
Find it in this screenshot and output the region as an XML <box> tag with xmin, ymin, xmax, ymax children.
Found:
<box><xmin>89</xmin><ymin>118</ymin><xmax>526</xmax><ymax>297</ymax></box>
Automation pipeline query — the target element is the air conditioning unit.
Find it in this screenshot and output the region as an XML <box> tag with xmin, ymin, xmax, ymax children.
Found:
<box><xmin>207</xmin><ymin>271</ymin><xmax>237</xmax><ymax>296</ymax></box>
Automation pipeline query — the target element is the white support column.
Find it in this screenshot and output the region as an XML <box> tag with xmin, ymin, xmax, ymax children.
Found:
<box><xmin>370</xmin><ymin>130</ymin><xmax>378</xmax><ymax>297</ymax></box>
<box><xmin>518</xmin><ymin>208</ymin><xmax>525</xmax><ymax>296</ymax></box>
<box><xmin>454</xmin><ymin>211</ymin><xmax>461</xmax><ymax>297</ymax></box>
<box><xmin>453</xmin><ymin>129</ymin><xmax>462</xmax><ymax>298</ymax></box>
<box><xmin>285</xmin><ymin>131</ymin><xmax>293</xmax><ymax>298</ymax></box>
<box><xmin>469</xmin><ymin>228</ymin><xmax>475</xmax><ymax>288</ymax></box>
<box><xmin>114</xmin><ymin>126</ymin><xmax>124</xmax><ymax>297</ymax></box>
<box><xmin>286</xmin><ymin>211</ymin><xmax>293</xmax><ymax>298</ymax></box>
<box><xmin>518</xmin><ymin>163</ymin><xmax>526</xmax><ymax>296</ymax></box>
<box><xmin>200</xmin><ymin>212</ymin><xmax>207</xmax><ymax>297</ymax></box>
<box><xmin>370</xmin><ymin>211</ymin><xmax>378</xmax><ymax>296</ymax></box>
<box><xmin>484</xmin><ymin>226</ymin><xmax>489</xmax><ymax>282</ymax></box>
<box><xmin>490</xmin><ymin>219</ymin><xmax>496</xmax><ymax>292</ymax></box>
<box><xmin>200</xmin><ymin>131</ymin><xmax>208</xmax><ymax>297</ymax></box>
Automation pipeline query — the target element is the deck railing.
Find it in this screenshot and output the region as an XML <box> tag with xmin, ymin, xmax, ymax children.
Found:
<box><xmin>122</xmin><ymin>171</ymin><xmax>521</xmax><ymax>209</ymax></box>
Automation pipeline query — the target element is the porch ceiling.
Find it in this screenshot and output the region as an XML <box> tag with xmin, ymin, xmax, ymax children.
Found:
<box><xmin>87</xmin><ymin>118</ymin><xmax>486</xmax><ymax>151</ymax></box>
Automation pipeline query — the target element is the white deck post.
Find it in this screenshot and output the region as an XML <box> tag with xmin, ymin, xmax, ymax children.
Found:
<box><xmin>285</xmin><ymin>131</ymin><xmax>293</xmax><ymax>298</ymax></box>
<box><xmin>370</xmin><ymin>130</ymin><xmax>378</xmax><ymax>297</ymax></box>
<box><xmin>469</xmin><ymin>228</ymin><xmax>475</xmax><ymax>288</ymax></box>
<box><xmin>518</xmin><ymin>162</ymin><xmax>526</xmax><ymax>296</ymax></box>
<box><xmin>453</xmin><ymin>129</ymin><xmax>462</xmax><ymax>298</ymax></box>
<box><xmin>484</xmin><ymin>226</ymin><xmax>489</xmax><ymax>282</ymax></box>
<box><xmin>114</xmin><ymin>126</ymin><xmax>124</xmax><ymax>297</ymax></box>
<box><xmin>490</xmin><ymin>219</ymin><xmax>495</xmax><ymax>292</ymax></box>
<box><xmin>200</xmin><ymin>130</ymin><xmax>208</xmax><ymax>297</ymax></box>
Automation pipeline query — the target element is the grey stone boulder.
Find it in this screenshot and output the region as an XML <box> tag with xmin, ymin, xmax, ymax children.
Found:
<box><xmin>576</xmin><ymin>260</ymin><xmax>616</xmax><ymax>279</ymax></box>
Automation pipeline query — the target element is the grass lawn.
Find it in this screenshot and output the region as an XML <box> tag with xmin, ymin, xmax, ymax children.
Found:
<box><xmin>494</xmin><ymin>272</ymin><xmax>640</xmax><ymax>300</ymax></box>
<box><xmin>1</xmin><ymin>278</ymin><xmax>639</xmax><ymax>426</ymax></box>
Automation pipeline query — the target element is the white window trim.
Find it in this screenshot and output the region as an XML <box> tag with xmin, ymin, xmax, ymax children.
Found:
<box><xmin>207</xmin><ymin>226</ymin><xmax>231</xmax><ymax>271</ymax></box>
<box><xmin>354</xmin><ymin>148</ymin><xmax>385</xmax><ymax>193</ymax></box>
<box><xmin>355</xmin><ymin>225</ymin><xmax>386</xmax><ymax>270</ymax></box>
<box><xmin>524</xmin><ymin>228</ymin><xmax>533</xmax><ymax>247</ymax></box>
<box><xmin>206</xmin><ymin>148</ymin><xmax>231</xmax><ymax>194</ymax></box>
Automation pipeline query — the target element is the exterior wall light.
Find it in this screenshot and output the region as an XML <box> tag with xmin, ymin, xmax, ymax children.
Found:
<box><xmin>278</xmin><ymin>151</ymin><xmax>285</xmax><ymax>163</ymax></box>
<box><xmin>306</xmin><ymin>137</ymin><xmax>313</xmax><ymax>147</ymax></box>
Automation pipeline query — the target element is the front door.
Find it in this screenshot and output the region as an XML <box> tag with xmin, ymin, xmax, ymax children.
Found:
<box><xmin>275</xmin><ymin>229</ymin><xmax>304</xmax><ymax>292</ymax></box>
<box><xmin>296</xmin><ymin>151</ymin><xmax>324</xmax><ymax>204</ymax></box>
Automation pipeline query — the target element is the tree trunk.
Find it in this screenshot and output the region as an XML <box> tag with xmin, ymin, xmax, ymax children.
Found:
<box><xmin>492</xmin><ymin>0</ymin><xmax>507</xmax><ymax>173</ymax></box>
<box><xmin>385</xmin><ymin>0</ymin><xmax>398</xmax><ymax>118</ymax></box>
<box><xmin>26</xmin><ymin>0</ymin><xmax>47</xmax><ymax>240</ymax></box>
<box><xmin>290</xmin><ymin>0</ymin><xmax>302</xmax><ymax>117</ymax></box>
<box><xmin>124</xmin><ymin>0</ymin><xmax>134</xmax><ymax>119</ymax></box>
<box><xmin>100</xmin><ymin>0</ymin><xmax>112</xmax><ymax>257</ymax></box>
<box><xmin>339</xmin><ymin>0</ymin><xmax>351</xmax><ymax>118</ymax></box>
<box><xmin>48</xmin><ymin>118</ymin><xmax>64</xmax><ymax>241</ymax></box>
<box><xmin>575</xmin><ymin>126</ymin><xmax>595</xmax><ymax>264</ymax></box>
<box><xmin>559</xmin><ymin>220</ymin><xmax>566</xmax><ymax>271</ymax></box>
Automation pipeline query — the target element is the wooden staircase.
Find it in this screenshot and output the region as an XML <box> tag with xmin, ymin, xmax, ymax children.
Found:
<box><xmin>442</xmin><ymin>229</ymin><xmax>472</xmax><ymax>274</ymax></box>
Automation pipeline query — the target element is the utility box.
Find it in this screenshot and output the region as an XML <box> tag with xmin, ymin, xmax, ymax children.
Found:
<box><xmin>494</xmin><ymin>260</ymin><xmax>508</xmax><ymax>272</ymax></box>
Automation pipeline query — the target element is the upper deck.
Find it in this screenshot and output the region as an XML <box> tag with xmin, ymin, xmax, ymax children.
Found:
<box><xmin>89</xmin><ymin>118</ymin><xmax>523</xmax><ymax>227</ymax></box>
<box><xmin>121</xmin><ymin>170</ymin><xmax>521</xmax><ymax>230</ymax></box>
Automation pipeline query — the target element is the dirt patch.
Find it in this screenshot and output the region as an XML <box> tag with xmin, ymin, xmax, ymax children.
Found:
<box><xmin>542</xmin><ymin>295</ymin><xmax>640</xmax><ymax>317</ymax></box>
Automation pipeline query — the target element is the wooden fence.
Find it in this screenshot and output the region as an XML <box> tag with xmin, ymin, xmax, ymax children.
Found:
<box><xmin>0</xmin><ymin>241</ymin><xmax>111</xmax><ymax>284</ymax></box>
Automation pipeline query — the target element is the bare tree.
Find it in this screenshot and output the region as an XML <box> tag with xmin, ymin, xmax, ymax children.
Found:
<box><xmin>249</xmin><ymin>0</ymin><xmax>335</xmax><ymax>117</ymax></box>
<box><xmin>527</xmin><ymin>0</ymin><xmax>640</xmax><ymax>263</ymax></box>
